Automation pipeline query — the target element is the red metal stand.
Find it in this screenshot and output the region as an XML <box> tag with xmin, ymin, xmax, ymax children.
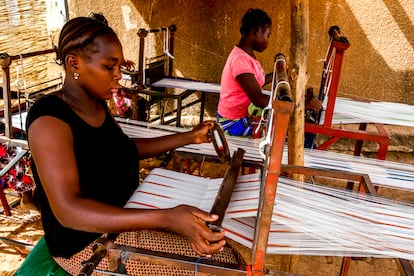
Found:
<box><xmin>251</xmin><ymin>101</ymin><xmax>294</xmax><ymax>275</ymax></box>
<box><xmin>305</xmin><ymin>30</ymin><xmax>392</xmax><ymax>276</ymax></box>
<box><xmin>0</xmin><ymin>186</ymin><xmax>11</xmax><ymax>216</ymax></box>
<box><xmin>304</xmin><ymin>37</ymin><xmax>389</xmax><ymax>160</ymax></box>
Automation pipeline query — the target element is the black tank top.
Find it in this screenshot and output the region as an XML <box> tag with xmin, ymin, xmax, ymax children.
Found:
<box><xmin>26</xmin><ymin>94</ymin><xmax>140</xmax><ymax>257</ymax></box>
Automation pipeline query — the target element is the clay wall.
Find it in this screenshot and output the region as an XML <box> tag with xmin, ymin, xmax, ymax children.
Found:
<box><xmin>66</xmin><ymin>0</ymin><xmax>414</xmax><ymax>116</ymax></box>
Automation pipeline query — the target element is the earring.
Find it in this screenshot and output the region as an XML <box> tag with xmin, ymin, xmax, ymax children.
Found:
<box><xmin>73</xmin><ymin>72</ymin><xmax>80</xmax><ymax>80</ymax></box>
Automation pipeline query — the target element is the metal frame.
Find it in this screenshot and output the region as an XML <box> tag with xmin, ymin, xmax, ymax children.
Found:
<box><xmin>0</xmin><ymin>49</ymin><xmax>59</xmax><ymax>216</ymax></box>
<box><xmin>81</xmin><ymin>98</ymin><xmax>295</xmax><ymax>276</ymax></box>
<box><xmin>304</xmin><ymin>30</ymin><xmax>390</xmax><ymax>160</ymax></box>
<box><xmin>0</xmin><ymin>49</ymin><xmax>61</xmax><ymax>138</ymax></box>
<box><xmin>121</xmin><ymin>25</ymin><xmax>204</xmax><ymax>126</ymax></box>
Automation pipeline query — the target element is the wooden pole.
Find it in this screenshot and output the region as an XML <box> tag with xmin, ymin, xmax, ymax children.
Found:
<box><xmin>288</xmin><ymin>0</ymin><xmax>309</xmax><ymax>170</ymax></box>
<box><xmin>282</xmin><ymin>0</ymin><xmax>309</xmax><ymax>272</ymax></box>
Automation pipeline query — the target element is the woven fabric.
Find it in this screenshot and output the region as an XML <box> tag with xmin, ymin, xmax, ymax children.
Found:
<box><xmin>54</xmin><ymin>230</ymin><xmax>245</xmax><ymax>275</ymax></box>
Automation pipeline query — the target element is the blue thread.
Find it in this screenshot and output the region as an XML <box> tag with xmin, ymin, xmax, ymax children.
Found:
<box><xmin>195</xmin><ymin>257</ymin><xmax>209</xmax><ymax>275</ymax></box>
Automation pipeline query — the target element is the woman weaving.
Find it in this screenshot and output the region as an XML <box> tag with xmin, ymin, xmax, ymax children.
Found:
<box><xmin>217</xmin><ymin>8</ymin><xmax>322</xmax><ymax>138</ymax></box>
<box><xmin>17</xmin><ymin>17</ymin><xmax>234</xmax><ymax>275</ymax></box>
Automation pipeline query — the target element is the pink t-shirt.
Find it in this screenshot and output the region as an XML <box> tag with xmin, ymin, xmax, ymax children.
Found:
<box><xmin>217</xmin><ymin>46</ymin><xmax>265</xmax><ymax>119</ymax></box>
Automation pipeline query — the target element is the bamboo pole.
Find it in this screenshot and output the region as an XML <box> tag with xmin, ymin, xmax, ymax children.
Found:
<box><xmin>282</xmin><ymin>0</ymin><xmax>309</xmax><ymax>272</ymax></box>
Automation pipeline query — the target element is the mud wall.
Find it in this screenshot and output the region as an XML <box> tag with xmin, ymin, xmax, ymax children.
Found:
<box><xmin>67</xmin><ymin>0</ymin><xmax>414</xmax><ymax>117</ymax></box>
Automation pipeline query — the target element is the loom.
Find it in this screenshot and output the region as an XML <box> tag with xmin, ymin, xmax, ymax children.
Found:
<box><xmin>125</xmin><ymin>167</ymin><xmax>414</xmax><ymax>271</ymax></box>
<box><xmin>303</xmin><ymin>26</ymin><xmax>390</xmax><ymax>160</ymax></box>
<box><xmin>80</xmin><ymin>50</ymin><xmax>414</xmax><ymax>275</ymax></box>
<box><xmin>113</xmin><ymin>48</ymin><xmax>414</xmax><ymax>274</ymax></box>
<box><xmin>85</xmin><ymin>116</ymin><xmax>414</xmax><ymax>275</ymax></box>
<box><xmin>0</xmin><ymin>49</ymin><xmax>63</xmax><ymax>139</ymax></box>
<box><xmin>120</xmin><ymin>24</ymin><xmax>209</xmax><ymax>127</ymax></box>
<box><xmin>0</xmin><ymin>49</ymin><xmax>61</xmax><ymax>216</ymax></box>
<box><xmin>1</xmin><ymin>32</ymin><xmax>413</xmax><ymax>276</ymax></box>
<box><xmin>78</xmin><ymin>54</ymin><xmax>297</xmax><ymax>276</ymax></box>
<box><xmin>135</xmin><ymin>25</ymin><xmax>391</xmax><ymax>163</ymax></box>
<box><xmin>114</xmin><ymin>127</ymin><xmax>414</xmax><ymax>275</ymax></box>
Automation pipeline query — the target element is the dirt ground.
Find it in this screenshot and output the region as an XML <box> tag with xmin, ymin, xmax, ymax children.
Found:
<box><xmin>1</xmin><ymin>126</ymin><xmax>414</xmax><ymax>276</ymax></box>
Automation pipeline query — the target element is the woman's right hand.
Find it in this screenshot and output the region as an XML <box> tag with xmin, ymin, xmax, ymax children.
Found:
<box><xmin>164</xmin><ymin>205</ymin><xmax>226</xmax><ymax>257</ymax></box>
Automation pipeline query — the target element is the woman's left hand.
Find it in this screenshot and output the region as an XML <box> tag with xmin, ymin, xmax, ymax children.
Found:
<box><xmin>306</xmin><ymin>97</ymin><xmax>323</xmax><ymax>113</ymax></box>
<box><xmin>190</xmin><ymin>120</ymin><xmax>215</xmax><ymax>144</ymax></box>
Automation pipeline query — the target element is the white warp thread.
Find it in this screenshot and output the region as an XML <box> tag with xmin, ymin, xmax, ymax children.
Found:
<box><xmin>126</xmin><ymin>168</ymin><xmax>414</xmax><ymax>260</ymax></box>
<box><xmin>117</xmin><ymin>119</ymin><xmax>414</xmax><ymax>192</ymax></box>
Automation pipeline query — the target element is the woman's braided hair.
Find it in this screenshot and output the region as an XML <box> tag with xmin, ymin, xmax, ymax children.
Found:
<box><xmin>55</xmin><ymin>17</ymin><xmax>118</xmax><ymax>67</ymax></box>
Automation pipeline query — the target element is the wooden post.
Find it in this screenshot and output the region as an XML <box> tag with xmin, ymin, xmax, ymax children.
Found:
<box><xmin>283</xmin><ymin>0</ymin><xmax>309</xmax><ymax>272</ymax></box>
<box><xmin>288</xmin><ymin>0</ymin><xmax>309</xmax><ymax>170</ymax></box>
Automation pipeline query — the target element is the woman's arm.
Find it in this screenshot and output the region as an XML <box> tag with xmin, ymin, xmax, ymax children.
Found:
<box><xmin>28</xmin><ymin>117</ymin><xmax>223</xmax><ymax>256</ymax></box>
<box><xmin>236</xmin><ymin>73</ymin><xmax>270</xmax><ymax>108</ymax></box>
<box><xmin>132</xmin><ymin>120</ymin><xmax>215</xmax><ymax>158</ymax></box>
<box><xmin>264</xmin><ymin>72</ymin><xmax>273</xmax><ymax>85</ymax></box>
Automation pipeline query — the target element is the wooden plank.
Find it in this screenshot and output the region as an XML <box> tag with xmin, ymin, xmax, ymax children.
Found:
<box><xmin>207</xmin><ymin>148</ymin><xmax>245</xmax><ymax>231</ymax></box>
